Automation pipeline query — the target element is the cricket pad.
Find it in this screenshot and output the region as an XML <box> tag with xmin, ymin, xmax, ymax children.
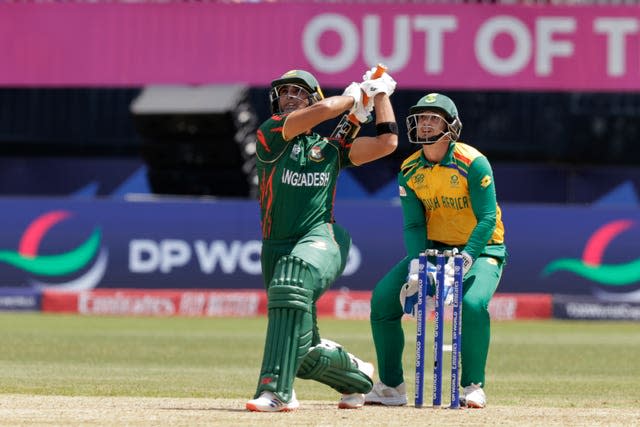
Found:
<box><xmin>254</xmin><ymin>256</ymin><xmax>314</xmax><ymax>403</ymax></box>
<box><xmin>297</xmin><ymin>340</ymin><xmax>374</xmax><ymax>394</ymax></box>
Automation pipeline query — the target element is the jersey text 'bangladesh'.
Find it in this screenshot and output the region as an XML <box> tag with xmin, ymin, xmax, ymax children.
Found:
<box><xmin>256</xmin><ymin>114</ymin><xmax>353</xmax><ymax>240</ymax></box>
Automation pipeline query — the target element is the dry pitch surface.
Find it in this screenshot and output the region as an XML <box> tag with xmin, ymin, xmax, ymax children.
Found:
<box><xmin>1</xmin><ymin>395</ymin><xmax>638</xmax><ymax>427</ymax></box>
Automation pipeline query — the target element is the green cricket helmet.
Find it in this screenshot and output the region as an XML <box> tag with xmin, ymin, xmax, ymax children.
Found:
<box><xmin>406</xmin><ymin>93</ymin><xmax>462</xmax><ymax>144</ymax></box>
<box><xmin>269</xmin><ymin>69</ymin><xmax>325</xmax><ymax>115</ymax></box>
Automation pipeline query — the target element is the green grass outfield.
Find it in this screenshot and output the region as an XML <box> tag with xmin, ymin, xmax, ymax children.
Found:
<box><xmin>1</xmin><ymin>313</ymin><xmax>639</xmax><ymax>425</ymax></box>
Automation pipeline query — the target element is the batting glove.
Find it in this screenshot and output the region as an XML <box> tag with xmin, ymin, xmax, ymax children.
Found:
<box><xmin>362</xmin><ymin>66</ymin><xmax>378</xmax><ymax>81</ymax></box>
<box><xmin>360</xmin><ymin>73</ymin><xmax>397</xmax><ymax>101</ymax></box>
<box><xmin>361</xmin><ymin>66</ymin><xmax>393</xmax><ymax>84</ymax></box>
<box><xmin>342</xmin><ymin>82</ymin><xmax>372</xmax><ymax>123</ymax></box>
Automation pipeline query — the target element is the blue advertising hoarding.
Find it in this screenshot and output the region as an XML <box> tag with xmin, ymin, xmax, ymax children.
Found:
<box><xmin>0</xmin><ymin>198</ymin><xmax>637</xmax><ymax>302</ymax></box>
<box><xmin>0</xmin><ymin>287</ymin><xmax>40</xmax><ymax>311</ymax></box>
<box><xmin>501</xmin><ymin>205</ymin><xmax>640</xmax><ymax>301</ymax></box>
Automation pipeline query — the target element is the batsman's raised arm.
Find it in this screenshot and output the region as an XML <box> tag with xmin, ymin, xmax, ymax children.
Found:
<box><xmin>282</xmin><ymin>94</ymin><xmax>359</xmax><ymax>141</ymax></box>
<box><xmin>348</xmin><ymin>92</ymin><xmax>398</xmax><ymax>166</ymax></box>
<box><xmin>280</xmin><ymin>70</ymin><xmax>378</xmax><ymax>142</ymax></box>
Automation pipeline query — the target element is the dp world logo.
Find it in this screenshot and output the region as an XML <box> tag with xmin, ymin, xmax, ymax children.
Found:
<box><xmin>0</xmin><ymin>210</ymin><xmax>107</xmax><ymax>291</ymax></box>
<box><xmin>542</xmin><ymin>219</ymin><xmax>640</xmax><ymax>301</ymax></box>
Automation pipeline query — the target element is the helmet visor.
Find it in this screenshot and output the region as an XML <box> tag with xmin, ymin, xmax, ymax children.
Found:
<box><xmin>270</xmin><ymin>84</ymin><xmax>312</xmax><ymax>114</ymax></box>
<box><xmin>406</xmin><ymin>112</ymin><xmax>448</xmax><ymax>144</ymax></box>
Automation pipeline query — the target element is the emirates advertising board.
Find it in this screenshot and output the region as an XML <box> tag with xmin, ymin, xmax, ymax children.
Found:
<box><xmin>0</xmin><ymin>199</ymin><xmax>638</xmax><ymax>302</ymax></box>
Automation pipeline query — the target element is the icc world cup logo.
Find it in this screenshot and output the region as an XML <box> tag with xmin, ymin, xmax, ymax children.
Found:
<box><xmin>0</xmin><ymin>210</ymin><xmax>107</xmax><ymax>291</ymax></box>
<box><xmin>542</xmin><ymin>219</ymin><xmax>640</xmax><ymax>301</ymax></box>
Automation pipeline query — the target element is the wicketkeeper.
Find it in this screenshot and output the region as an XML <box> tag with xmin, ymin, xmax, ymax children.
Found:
<box><xmin>246</xmin><ymin>68</ymin><xmax>399</xmax><ymax>412</ymax></box>
<box><xmin>366</xmin><ymin>93</ymin><xmax>507</xmax><ymax>409</ymax></box>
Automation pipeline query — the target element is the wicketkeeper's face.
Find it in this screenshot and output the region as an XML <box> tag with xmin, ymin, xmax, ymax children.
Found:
<box><xmin>276</xmin><ymin>84</ymin><xmax>311</xmax><ymax>114</ymax></box>
<box><xmin>416</xmin><ymin>112</ymin><xmax>446</xmax><ymax>139</ymax></box>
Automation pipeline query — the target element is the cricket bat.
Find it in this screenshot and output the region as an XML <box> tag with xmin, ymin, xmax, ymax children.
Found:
<box><xmin>330</xmin><ymin>64</ymin><xmax>387</xmax><ymax>141</ymax></box>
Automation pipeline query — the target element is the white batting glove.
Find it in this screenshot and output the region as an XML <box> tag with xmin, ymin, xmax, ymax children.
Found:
<box><xmin>377</xmin><ymin>72</ymin><xmax>397</xmax><ymax>94</ymax></box>
<box><xmin>362</xmin><ymin>66</ymin><xmax>377</xmax><ymax>81</ymax></box>
<box><xmin>362</xmin><ymin>66</ymin><xmax>397</xmax><ymax>91</ymax></box>
<box><xmin>362</xmin><ymin>66</ymin><xmax>389</xmax><ymax>81</ymax></box>
<box><xmin>342</xmin><ymin>81</ymin><xmax>362</xmax><ymax>107</ymax></box>
<box><xmin>353</xmin><ymin>102</ymin><xmax>373</xmax><ymax>123</ymax></box>
<box><xmin>360</xmin><ymin>72</ymin><xmax>397</xmax><ymax>97</ymax></box>
<box><xmin>342</xmin><ymin>82</ymin><xmax>371</xmax><ymax>123</ymax></box>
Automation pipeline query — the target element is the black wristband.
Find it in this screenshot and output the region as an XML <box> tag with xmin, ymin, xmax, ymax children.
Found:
<box><xmin>376</xmin><ymin>122</ymin><xmax>398</xmax><ymax>136</ymax></box>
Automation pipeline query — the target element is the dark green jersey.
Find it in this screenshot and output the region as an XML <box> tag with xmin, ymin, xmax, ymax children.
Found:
<box><xmin>256</xmin><ymin>114</ymin><xmax>354</xmax><ymax>240</ymax></box>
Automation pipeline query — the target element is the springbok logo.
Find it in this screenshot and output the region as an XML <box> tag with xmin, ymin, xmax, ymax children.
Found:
<box><xmin>542</xmin><ymin>219</ymin><xmax>639</xmax><ymax>301</ymax></box>
<box><xmin>0</xmin><ymin>210</ymin><xmax>107</xmax><ymax>291</ymax></box>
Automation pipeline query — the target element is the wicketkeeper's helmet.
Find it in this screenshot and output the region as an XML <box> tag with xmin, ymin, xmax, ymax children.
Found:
<box><xmin>270</xmin><ymin>70</ymin><xmax>325</xmax><ymax>115</ymax></box>
<box><xmin>406</xmin><ymin>93</ymin><xmax>462</xmax><ymax>144</ymax></box>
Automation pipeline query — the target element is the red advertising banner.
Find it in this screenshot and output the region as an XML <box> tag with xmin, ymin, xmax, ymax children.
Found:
<box><xmin>42</xmin><ymin>289</ymin><xmax>552</xmax><ymax>320</ymax></box>
<box><xmin>1</xmin><ymin>3</ymin><xmax>639</xmax><ymax>90</ymax></box>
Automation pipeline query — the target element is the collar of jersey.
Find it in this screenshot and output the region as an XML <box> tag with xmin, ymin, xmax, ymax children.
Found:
<box><xmin>419</xmin><ymin>142</ymin><xmax>455</xmax><ymax>167</ymax></box>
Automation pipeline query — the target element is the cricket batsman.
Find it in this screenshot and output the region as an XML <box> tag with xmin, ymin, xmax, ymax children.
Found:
<box><xmin>246</xmin><ymin>67</ymin><xmax>399</xmax><ymax>412</ymax></box>
<box><xmin>366</xmin><ymin>93</ymin><xmax>507</xmax><ymax>409</ymax></box>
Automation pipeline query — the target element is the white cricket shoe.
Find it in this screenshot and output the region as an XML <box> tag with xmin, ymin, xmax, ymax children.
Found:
<box><xmin>461</xmin><ymin>383</ymin><xmax>486</xmax><ymax>408</ymax></box>
<box><xmin>246</xmin><ymin>390</ymin><xmax>300</xmax><ymax>412</ymax></box>
<box><xmin>339</xmin><ymin>392</ymin><xmax>366</xmax><ymax>409</ymax></box>
<box><xmin>364</xmin><ymin>381</ymin><xmax>408</xmax><ymax>406</ymax></box>
<box><xmin>338</xmin><ymin>354</ymin><xmax>375</xmax><ymax>409</ymax></box>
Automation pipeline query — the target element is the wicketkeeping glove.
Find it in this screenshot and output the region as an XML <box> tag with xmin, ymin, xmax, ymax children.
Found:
<box><xmin>400</xmin><ymin>257</ymin><xmax>458</xmax><ymax>317</ymax></box>
<box><xmin>399</xmin><ymin>258</ymin><xmax>422</xmax><ymax>317</ymax></box>
<box><xmin>399</xmin><ymin>258</ymin><xmax>452</xmax><ymax>317</ymax></box>
<box><xmin>449</xmin><ymin>248</ymin><xmax>474</xmax><ymax>277</ymax></box>
<box><xmin>427</xmin><ymin>262</ymin><xmax>454</xmax><ymax>309</ymax></box>
<box><xmin>441</xmin><ymin>263</ymin><xmax>455</xmax><ymax>306</ymax></box>
<box><xmin>342</xmin><ymin>81</ymin><xmax>372</xmax><ymax>123</ymax></box>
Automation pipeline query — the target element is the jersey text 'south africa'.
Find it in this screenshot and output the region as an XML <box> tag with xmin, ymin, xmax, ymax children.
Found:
<box><xmin>398</xmin><ymin>142</ymin><xmax>506</xmax><ymax>260</ymax></box>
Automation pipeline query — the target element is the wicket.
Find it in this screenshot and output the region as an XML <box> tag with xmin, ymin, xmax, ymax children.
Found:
<box><xmin>414</xmin><ymin>249</ymin><xmax>464</xmax><ymax>409</ymax></box>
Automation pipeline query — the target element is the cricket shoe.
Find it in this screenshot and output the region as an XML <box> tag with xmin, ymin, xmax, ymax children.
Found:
<box><xmin>364</xmin><ymin>381</ymin><xmax>408</xmax><ymax>406</ymax></box>
<box><xmin>246</xmin><ymin>390</ymin><xmax>300</xmax><ymax>412</ymax></box>
<box><xmin>338</xmin><ymin>354</ymin><xmax>375</xmax><ymax>409</ymax></box>
<box><xmin>460</xmin><ymin>383</ymin><xmax>486</xmax><ymax>408</ymax></box>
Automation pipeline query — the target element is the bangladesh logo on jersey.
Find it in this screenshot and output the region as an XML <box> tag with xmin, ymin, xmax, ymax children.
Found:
<box><xmin>309</xmin><ymin>145</ymin><xmax>324</xmax><ymax>162</ymax></box>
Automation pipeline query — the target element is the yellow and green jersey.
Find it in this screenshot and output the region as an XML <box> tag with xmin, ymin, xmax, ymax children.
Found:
<box><xmin>256</xmin><ymin>114</ymin><xmax>354</xmax><ymax>240</ymax></box>
<box><xmin>398</xmin><ymin>142</ymin><xmax>506</xmax><ymax>261</ymax></box>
